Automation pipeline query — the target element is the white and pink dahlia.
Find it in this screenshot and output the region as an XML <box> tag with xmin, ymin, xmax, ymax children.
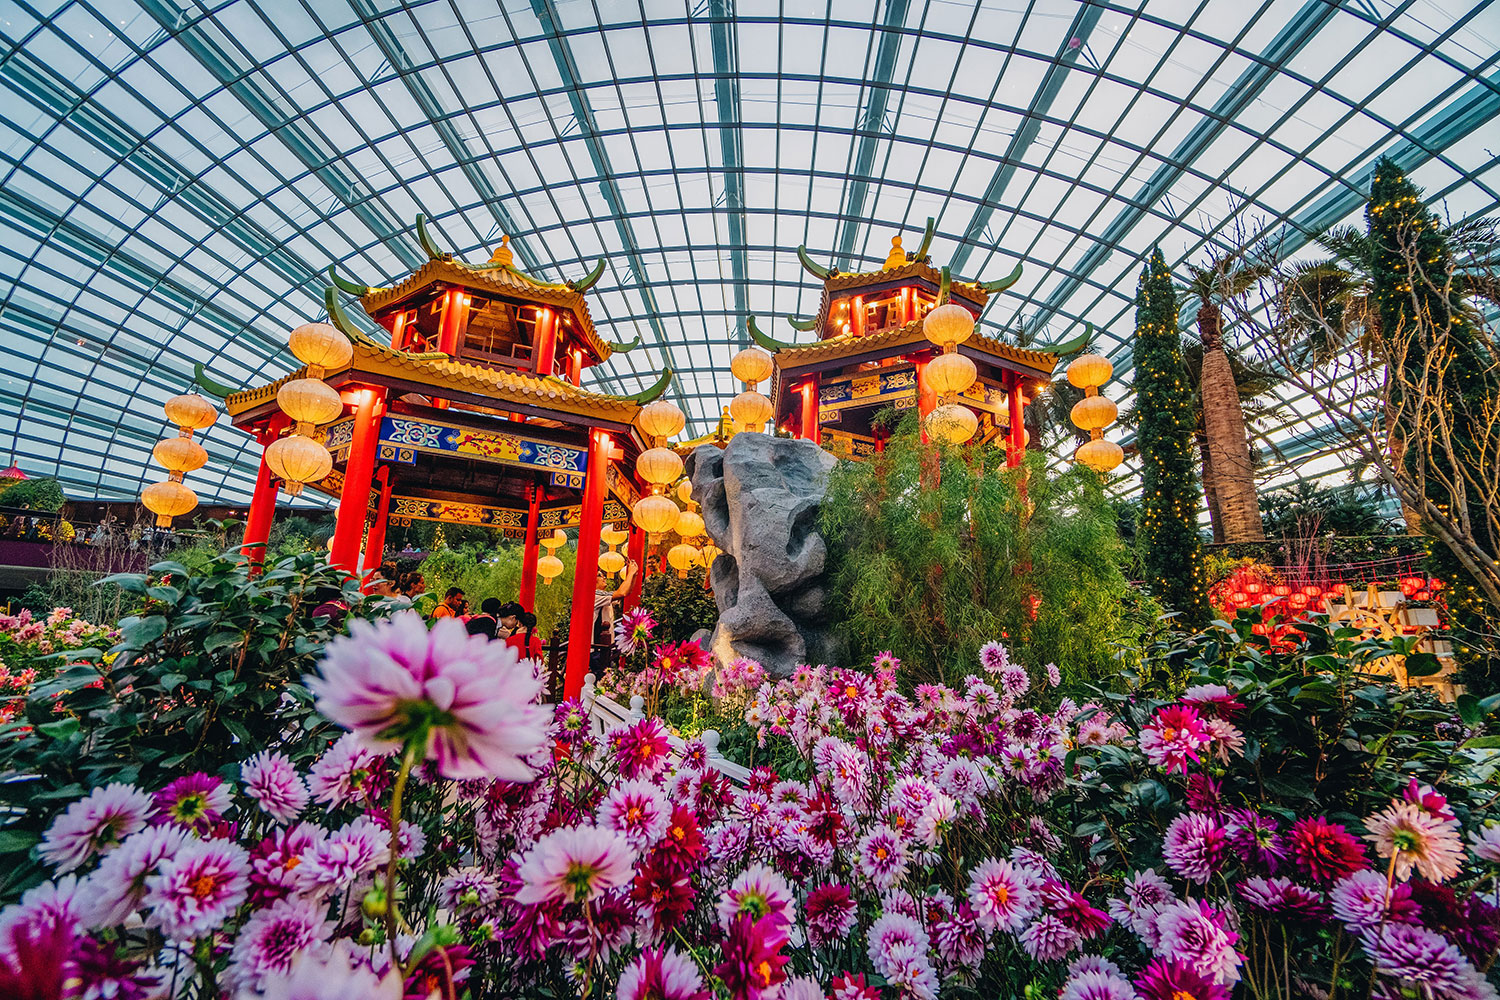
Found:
<box><xmin>307</xmin><ymin>612</ymin><xmax>550</xmax><ymax>781</ymax></box>
<box><xmin>967</xmin><ymin>857</ymin><xmax>1037</xmax><ymax>933</ymax></box>
<box><xmin>856</xmin><ymin>824</ymin><xmax>910</xmax><ymax>891</ymax></box>
<box><xmin>241</xmin><ymin>750</ymin><xmax>310</xmax><ymax>824</ymax></box>
<box><xmin>38</xmin><ymin>782</ymin><xmax>154</xmax><ymax>873</ymax></box>
<box><xmin>596</xmin><ymin>779</ymin><xmax>671</xmax><ymax>851</ymax></box>
<box><xmin>1364</xmin><ymin>800</ymin><xmax>1465</xmax><ymax>883</ymax></box>
<box><xmin>226</xmin><ymin>895</ymin><xmax>331</xmax><ymax>990</ymax></box>
<box><xmin>617</xmin><ymin>945</ymin><xmax>711</xmax><ymax>1000</ymax></box>
<box><xmin>143</xmin><ymin>837</ymin><xmax>250</xmax><ymax>941</ymax></box>
<box><xmin>1151</xmin><ymin>899</ymin><xmax>1242</xmax><ymax>985</ymax></box>
<box><xmin>0</xmin><ymin>875</ymin><xmax>83</xmax><ymax>958</ymax></box>
<box><xmin>295</xmin><ymin>817</ymin><xmax>390</xmax><ymax>897</ymax></box>
<box><xmin>255</xmin><ymin>938</ymin><xmax>403</xmax><ymax>1000</ymax></box>
<box><xmin>75</xmin><ymin>824</ymin><xmax>191</xmax><ymax>928</ymax></box>
<box><xmin>514</xmin><ymin>825</ymin><xmax>635</xmax><ymax>907</ymax></box>
<box><xmin>1470</xmin><ymin>821</ymin><xmax>1500</xmax><ymax>863</ymax></box>
<box><xmin>717</xmin><ymin>863</ymin><xmax>796</xmax><ymax>931</ymax></box>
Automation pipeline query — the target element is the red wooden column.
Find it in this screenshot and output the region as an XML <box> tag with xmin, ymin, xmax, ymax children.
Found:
<box><xmin>390</xmin><ymin>311</ymin><xmax>410</xmax><ymax>351</ymax></box>
<box><xmin>1007</xmin><ymin>375</ymin><xmax>1026</xmax><ymax>467</ymax></box>
<box><xmin>330</xmin><ymin>388</ymin><xmax>385</xmax><ymax>574</ymax></box>
<box><xmin>436</xmin><ymin>289</ymin><xmax>469</xmax><ymax>354</ymax></box>
<box><xmin>565</xmin><ymin>348</ymin><xmax>583</xmax><ymax>386</ymax></box>
<box><xmin>799</xmin><ymin>379</ymin><xmax>820</xmax><ymax>444</ymax></box>
<box><xmin>564</xmin><ymin>429</ymin><xmax>611</xmax><ymax>698</ymax></box>
<box><xmin>624</xmin><ymin>526</ymin><xmax>647</xmax><ymax>611</ymax></box>
<box><xmin>519</xmin><ymin>480</ymin><xmax>542</xmax><ymax>610</ymax></box>
<box><xmin>362</xmin><ymin>466</ymin><xmax>395</xmax><ymax>577</ymax></box>
<box><xmin>533</xmin><ymin>308</ymin><xmax>558</xmax><ymax>376</ymax></box>
<box><xmin>242</xmin><ymin>439</ymin><xmax>279</xmax><ymax>571</ymax></box>
<box><xmin>915</xmin><ymin>355</ymin><xmax>937</xmax><ymax>444</ymax></box>
<box><xmin>852</xmin><ymin>296</ymin><xmax>865</xmax><ymax>337</ymax></box>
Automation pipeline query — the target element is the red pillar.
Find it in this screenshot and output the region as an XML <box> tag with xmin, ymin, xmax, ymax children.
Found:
<box><xmin>331</xmin><ymin>388</ymin><xmax>384</xmax><ymax>574</ymax></box>
<box><xmin>391</xmin><ymin>311</ymin><xmax>409</xmax><ymax>351</ymax></box>
<box><xmin>519</xmin><ymin>481</ymin><xmax>541</xmax><ymax>610</ymax></box>
<box><xmin>437</xmin><ymin>289</ymin><xmax>469</xmax><ymax>355</ymax></box>
<box><xmin>242</xmin><ymin>445</ymin><xmax>279</xmax><ymax>571</ymax></box>
<box><xmin>624</xmin><ymin>526</ymin><xmax>647</xmax><ymax>611</ymax></box>
<box><xmin>533</xmin><ymin>308</ymin><xmax>558</xmax><ymax>376</ymax></box>
<box><xmin>1007</xmin><ymin>375</ymin><xmax>1026</xmax><ymax>468</ymax></box>
<box><xmin>852</xmin><ymin>296</ymin><xmax>865</xmax><ymax>337</ymax></box>
<box><xmin>564</xmin><ymin>430</ymin><xmax>611</xmax><ymax>698</ymax></box>
<box><xmin>799</xmin><ymin>380</ymin><xmax>820</xmax><ymax>444</ymax></box>
<box><xmin>362</xmin><ymin>466</ymin><xmax>394</xmax><ymax>577</ymax></box>
<box><xmin>901</xmin><ymin>287</ymin><xmax>914</xmax><ymax>325</ymax></box>
<box><xmin>916</xmin><ymin>355</ymin><xmax>936</xmax><ymax>444</ymax></box>
<box><xmin>566</xmin><ymin>348</ymin><xmax>583</xmax><ymax>386</ymax></box>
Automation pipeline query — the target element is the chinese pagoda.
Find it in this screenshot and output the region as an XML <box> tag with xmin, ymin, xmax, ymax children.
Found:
<box><xmin>199</xmin><ymin>217</ymin><xmax>670</xmax><ymax>696</ymax></box>
<box><xmin>748</xmin><ymin>220</ymin><xmax>1085</xmax><ymax>461</ymax></box>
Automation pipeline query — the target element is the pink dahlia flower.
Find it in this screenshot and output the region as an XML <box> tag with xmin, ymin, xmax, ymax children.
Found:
<box><xmin>1329</xmin><ymin>869</ymin><xmax>1420</xmax><ymax>932</ymax></box>
<box><xmin>143</xmin><ymin>837</ymin><xmax>250</xmax><ymax>941</ymax></box>
<box><xmin>241</xmin><ymin>750</ymin><xmax>310</xmax><ymax>824</ymax></box>
<box><xmin>514</xmin><ymin>824</ymin><xmax>635</xmax><ymax>907</ymax></box>
<box><xmin>1360</xmin><ymin>922</ymin><xmax>1478</xmax><ymax>997</ymax></box>
<box><xmin>1106</xmin><ymin>869</ymin><xmax>1176</xmax><ymax>941</ymax></box>
<box><xmin>226</xmin><ymin>895</ymin><xmax>331</xmax><ymax>991</ymax></box>
<box><xmin>153</xmin><ymin>772</ymin><xmax>232</xmax><ymax>831</ymax></box>
<box><xmin>612</xmin><ymin>717</ymin><xmax>673</xmax><ymax>781</ymax></box>
<box><xmin>76</xmin><ymin>825</ymin><xmax>191</xmax><ymax>928</ymax></box>
<box><xmin>1060</xmin><ymin>967</ymin><xmax>1136</xmax><ymax>1000</ymax></box>
<box><xmin>855</xmin><ymin>823</ymin><xmax>909</xmax><ymax>891</ymax></box>
<box><xmin>717</xmin><ymin>863</ymin><xmax>797</xmax><ymax>931</ymax></box>
<box><xmin>1151</xmin><ymin>899</ymin><xmax>1242</xmax><ymax>985</ymax></box>
<box><xmin>295</xmin><ymin>817</ymin><xmax>389</xmax><ymax>897</ymax></box>
<box><xmin>1163</xmin><ymin>812</ymin><xmax>1229</xmax><ymax>884</ymax></box>
<box><xmin>0</xmin><ymin>875</ymin><xmax>83</xmax><ymax>959</ymax></box>
<box><xmin>1364</xmin><ymin>800</ymin><xmax>1465</xmax><ymax>883</ymax></box>
<box><xmin>805</xmin><ymin>883</ymin><xmax>857</xmax><ymax>948</ymax></box>
<box><xmin>1237</xmin><ymin>876</ymin><xmax>1327</xmax><ymax>921</ymax></box>
<box><xmin>256</xmin><ymin>939</ymin><xmax>402</xmax><ymax>1000</ymax></box>
<box><xmin>1021</xmin><ymin>913</ymin><xmax>1081</xmax><ymax>960</ymax></box>
<box><xmin>617</xmin><ymin>945</ymin><xmax>711</xmax><ymax>1000</ymax></box>
<box><xmin>596</xmin><ymin>779</ymin><xmax>671</xmax><ymax>850</ymax></box>
<box><xmin>308</xmin><ymin>612</ymin><xmax>550</xmax><ymax>781</ymax></box>
<box><xmin>1289</xmin><ymin>816</ymin><xmax>1369</xmax><ymax>885</ymax></box>
<box><xmin>39</xmin><ymin>782</ymin><xmax>154</xmax><ymax>873</ymax></box>
<box><xmin>614</xmin><ymin>606</ymin><xmax>656</xmax><ymax>655</ymax></box>
<box><xmin>1470</xmin><ymin>821</ymin><xmax>1500</xmax><ymax>863</ymax></box>
<box><xmin>1139</xmin><ymin>705</ymin><xmax>1210</xmax><ymax>774</ymax></box>
<box><xmin>967</xmin><ymin>857</ymin><xmax>1037</xmax><ymax>933</ymax></box>
<box><xmin>829</xmin><ymin>972</ymin><xmax>881</xmax><ymax>1000</ymax></box>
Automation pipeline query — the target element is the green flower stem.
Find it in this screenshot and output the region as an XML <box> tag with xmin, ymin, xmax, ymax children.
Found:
<box><xmin>387</xmin><ymin>740</ymin><xmax>422</xmax><ymax>970</ymax></box>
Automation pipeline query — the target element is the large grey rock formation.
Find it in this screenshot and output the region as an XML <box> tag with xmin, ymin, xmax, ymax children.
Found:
<box><xmin>686</xmin><ymin>433</ymin><xmax>840</xmax><ymax>678</ymax></box>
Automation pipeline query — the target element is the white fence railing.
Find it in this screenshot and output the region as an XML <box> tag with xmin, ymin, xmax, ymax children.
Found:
<box><xmin>580</xmin><ymin>672</ymin><xmax>750</xmax><ymax>786</ymax></box>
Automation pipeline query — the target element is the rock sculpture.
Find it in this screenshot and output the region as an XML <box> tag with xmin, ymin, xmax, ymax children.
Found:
<box><xmin>686</xmin><ymin>433</ymin><xmax>840</xmax><ymax>678</ymax></box>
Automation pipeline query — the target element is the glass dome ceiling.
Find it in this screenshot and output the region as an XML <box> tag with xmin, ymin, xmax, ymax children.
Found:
<box><xmin>2</xmin><ymin>0</ymin><xmax>1496</xmax><ymax>504</ymax></box>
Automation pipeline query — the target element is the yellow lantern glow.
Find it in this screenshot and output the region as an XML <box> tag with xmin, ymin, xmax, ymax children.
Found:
<box><xmin>675</xmin><ymin>509</ymin><xmax>705</xmax><ymax>539</ymax></box>
<box><xmin>598</xmin><ymin>549</ymin><xmax>626</xmax><ymax>576</ymax></box>
<box><xmin>141</xmin><ymin>479</ymin><xmax>198</xmax><ymax>527</ymax></box>
<box><xmin>632</xmin><ymin>494</ymin><xmax>680</xmax><ymax>540</ymax></box>
<box><xmin>637</xmin><ymin>447</ymin><xmax>684</xmax><ymax>487</ymax></box>
<box><xmin>667</xmin><ymin>543</ymin><xmax>700</xmax><ymax>578</ymax></box>
<box><xmin>676</xmin><ymin>479</ymin><xmax>694</xmax><ymax>504</ymax></box>
<box><xmin>1070</xmin><ymin>395</ymin><xmax>1118</xmax><ymax>431</ymax></box>
<box><xmin>289</xmin><ymin>322</ymin><xmax>353</xmax><ymax>373</ymax></box>
<box><xmin>730</xmin><ymin>346</ymin><xmax>774</xmax><ymax>386</ymax></box>
<box><xmin>152</xmin><ymin>437</ymin><xmax>208</xmax><ymax>474</ymax></box>
<box><xmin>923</xmin><ymin>302</ymin><xmax>975</xmax><ymax>349</ymax></box>
<box><xmin>925</xmin><ymin>352</ymin><xmax>977</xmax><ymax>396</ymax></box>
<box><xmin>537</xmin><ymin>553</ymin><xmax>565</xmax><ymax>585</ymax></box>
<box><xmin>600</xmin><ymin>525</ymin><xmax>630</xmax><ymax>548</ymax></box>
<box><xmin>926</xmin><ymin>403</ymin><xmax>978</xmax><ymax>444</ymax></box>
<box><xmin>1076</xmin><ymin>438</ymin><xmax>1124</xmax><ymax>472</ymax></box>
<box><xmin>277</xmin><ymin>378</ymin><xmax>344</xmax><ymax>426</ymax></box>
<box><xmin>163</xmin><ymin>393</ymin><xmax>217</xmax><ymax>432</ymax></box>
<box><xmin>265</xmin><ymin>434</ymin><xmax>332</xmax><ymax>497</ymax></box>
<box><xmin>729</xmin><ymin>389</ymin><xmax>773</xmax><ymax>431</ymax></box>
<box><xmin>541</xmin><ymin>529</ymin><xmax>567</xmax><ymax>552</ymax></box>
<box><xmin>700</xmin><ymin>541</ymin><xmax>722</xmax><ymax>569</ymax></box>
<box><xmin>638</xmin><ymin>399</ymin><xmax>686</xmax><ymax>441</ymax></box>
<box><xmin>1066</xmin><ymin>353</ymin><xmax>1113</xmax><ymax>390</ymax></box>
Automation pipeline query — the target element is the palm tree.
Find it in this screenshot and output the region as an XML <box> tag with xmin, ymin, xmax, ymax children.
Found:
<box><xmin>1184</xmin><ymin>254</ymin><xmax>1269</xmax><ymax>542</ymax></box>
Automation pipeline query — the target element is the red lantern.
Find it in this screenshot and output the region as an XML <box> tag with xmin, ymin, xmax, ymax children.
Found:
<box><xmin>1399</xmin><ymin>576</ymin><xmax>1421</xmax><ymax>596</ymax></box>
<box><xmin>1231</xmin><ymin>591</ymin><xmax>1249</xmax><ymax>605</ymax></box>
<box><xmin>1290</xmin><ymin>593</ymin><xmax>1309</xmax><ymax>609</ymax></box>
<box><xmin>1415</xmin><ymin>590</ymin><xmax>1431</xmax><ymax>601</ymax></box>
<box><xmin>1272</xmin><ymin>584</ymin><xmax>1291</xmax><ymax>597</ymax></box>
<box><xmin>1430</xmin><ymin>579</ymin><xmax>1445</xmax><ymax>592</ymax></box>
<box><xmin>1302</xmin><ymin>585</ymin><xmax>1322</xmax><ymax>598</ymax></box>
<box><xmin>1244</xmin><ymin>580</ymin><xmax>1264</xmax><ymax>596</ymax></box>
<box><xmin>1251</xmin><ymin>623</ymin><xmax>1267</xmax><ymax>635</ymax></box>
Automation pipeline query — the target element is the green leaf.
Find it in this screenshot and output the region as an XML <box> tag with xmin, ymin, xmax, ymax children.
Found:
<box><xmin>205</xmin><ymin>631</ymin><xmax>244</xmax><ymax>654</ymax></box>
<box><xmin>38</xmin><ymin>718</ymin><xmax>80</xmax><ymax>740</ymax></box>
<box><xmin>1455</xmin><ymin>694</ymin><xmax>1482</xmax><ymax>727</ymax></box>
<box><xmin>1461</xmin><ymin>735</ymin><xmax>1500</xmax><ymax>749</ymax></box>
<box><xmin>160</xmin><ymin>673</ymin><xmax>188</xmax><ymax>693</ymax></box>
<box><xmin>0</xmin><ymin>830</ymin><xmax>40</xmax><ymax>855</ymax></box>
<box><xmin>119</xmin><ymin>616</ymin><xmax>168</xmax><ymax>650</ymax></box>
<box><xmin>148</xmin><ymin>560</ymin><xmax>191</xmax><ymax>578</ymax></box>
<box><xmin>1402</xmin><ymin>652</ymin><xmax>1442</xmax><ymax>678</ymax></box>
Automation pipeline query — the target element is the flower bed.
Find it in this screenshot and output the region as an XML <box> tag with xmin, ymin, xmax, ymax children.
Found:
<box><xmin>0</xmin><ymin>607</ymin><xmax>115</xmax><ymax>725</ymax></box>
<box><xmin>0</xmin><ymin>565</ymin><xmax>1497</xmax><ymax>999</ymax></box>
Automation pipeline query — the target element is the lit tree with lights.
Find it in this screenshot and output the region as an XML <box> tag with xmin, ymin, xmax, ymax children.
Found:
<box><xmin>1131</xmin><ymin>248</ymin><xmax>1209</xmax><ymax>626</ymax></box>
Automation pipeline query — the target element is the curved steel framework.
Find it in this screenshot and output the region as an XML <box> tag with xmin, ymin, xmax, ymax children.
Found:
<box><xmin>1</xmin><ymin>0</ymin><xmax>1496</xmax><ymax>503</ymax></box>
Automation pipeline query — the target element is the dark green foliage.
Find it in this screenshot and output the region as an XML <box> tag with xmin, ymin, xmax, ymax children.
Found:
<box><xmin>1131</xmin><ymin>248</ymin><xmax>1209</xmax><ymax>625</ymax></box>
<box><xmin>1369</xmin><ymin>158</ymin><xmax>1500</xmax><ymax>694</ymax></box>
<box><xmin>0</xmin><ymin>477</ymin><xmax>66</xmax><ymax>512</ymax></box>
<box><xmin>0</xmin><ymin>550</ymin><xmax>363</xmax><ymax>898</ymax></box>
<box><xmin>821</xmin><ymin>418</ymin><xmax>1143</xmax><ymax>685</ymax></box>
<box><xmin>640</xmin><ymin>565</ymin><xmax>719</xmax><ymax>643</ymax></box>
<box><xmin>1258</xmin><ymin>479</ymin><xmax>1395</xmax><ymax>537</ymax></box>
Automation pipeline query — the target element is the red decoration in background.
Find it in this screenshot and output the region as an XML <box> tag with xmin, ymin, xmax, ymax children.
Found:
<box><xmin>1209</xmin><ymin>562</ymin><xmax>1447</xmax><ymax>648</ymax></box>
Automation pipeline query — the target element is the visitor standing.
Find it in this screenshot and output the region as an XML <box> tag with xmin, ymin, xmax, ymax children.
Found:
<box><xmin>591</xmin><ymin>560</ymin><xmax>638</xmax><ymax>668</ymax></box>
<box><xmin>432</xmin><ymin>587</ymin><xmax>467</xmax><ymax>620</ymax></box>
<box><xmin>497</xmin><ymin>602</ymin><xmax>544</xmax><ymax>660</ymax></box>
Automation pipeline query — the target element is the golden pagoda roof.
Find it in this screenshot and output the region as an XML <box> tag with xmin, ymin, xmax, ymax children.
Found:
<box><xmin>812</xmin><ymin>260</ymin><xmax>985</xmax><ymax>335</ymax></box>
<box><xmin>358</xmin><ymin>257</ymin><xmax>613</xmax><ymax>363</ymax></box>
<box><xmin>771</xmin><ymin>317</ymin><xmax>1057</xmax><ymax>375</ymax></box>
<box><xmin>225</xmin><ymin>340</ymin><xmax>654</xmax><ymax>424</ymax></box>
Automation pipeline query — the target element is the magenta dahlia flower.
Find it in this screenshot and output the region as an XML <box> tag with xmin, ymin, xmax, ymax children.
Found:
<box><xmin>1134</xmin><ymin>958</ymin><xmax>1231</xmax><ymax>1000</ymax></box>
<box><xmin>1236</xmin><ymin>876</ymin><xmax>1327</xmax><ymax>921</ymax></box>
<box><xmin>717</xmin><ymin>863</ymin><xmax>796</xmax><ymax>931</ymax></box>
<box><xmin>612</xmin><ymin>717</ymin><xmax>673</xmax><ymax>780</ymax></box>
<box><xmin>39</xmin><ymin>782</ymin><xmax>154</xmax><ymax>873</ymax></box>
<box><xmin>617</xmin><ymin>945</ymin><xmax>711</xmax><ymax>1000</ymax></box>
<box><xmin>614</xmin><ymin>606</ymin><xmax>656</xmax><ymax>655</ymax></box>
<box><xmin>596</xmin><ymin>778</ymin><xmax>671</xmax><ymax>850</ymax></box>
<box><xmin>240</xmin><ymin>750</ymin><xmax>309</xmax><ymax>824</ymax></box>
<box><xmin>513</xmin><ymin>824</ymin><xmax>635</xmax><ymax>907</ymax></box>
<box><xmin>1139</xmin><ymin>705</ymin><xmax>1211</xmax><ymax>774</ymax></box>
<box><xmin>153</xmin><ymin>772</ymin><xmax>232</xmax><ymax>831</ymax></box>
<box><xmin>714</xmin><ymin>912</ymin><xmax>790</xmax><ymax>1000</ymax></box>
<box><xmin>308</xmin><ymin>612</ymin><xmax>550</xmax><ymax>781</ymax></box>
<box><xmin>1163</xmin><ymin>812</ymin><xmax>1229</xmax><ymax>884</ymax></box>
<box><xmin>1152</xmin><ymin>899</ymin><xmax>1242</xmax><ymax>985</ymax></box>
<box><xmin>829</xmin><ymin>972</ymin><xmax>881</xmax><ymax>1000</ymax></box>
<box><xmin>143</xmin><ymin>836</ymin><xmax>250</xmax><ymax>941</ymax></box>
<box><xmin>967</xmin><ymin>857</ymin><xmax>1037</xmax><ymax>933</ymax></box>
<box><xmin>0</xmin><ymin>875</ymin><xmax>83</xmax><ymax>960</ymax></box>
<box><xmin>1288</xmin><ymin>816</ymin><xmax>1369</xmax><ymax>885</ymax></box>
<box><xmin>294</xmin><ymin>817</ymin><xmax>389</xmax><ymax>897</ymax></box>
<box><xmin>805</xmin><ymin>883</ymin><xmax>858</xmax><ymax>948</ymax></box>
<box><xmin>225</xmin><ymin>895</ymin><xmax>330</xmax><ymax>991</ymax></box>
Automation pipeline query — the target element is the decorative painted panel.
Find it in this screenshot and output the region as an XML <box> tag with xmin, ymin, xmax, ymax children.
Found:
<box><xmin>818</xmin><ymin>365</ymin><xmax>917</xmax><ymax>413</ymax></box>
<box><xmin>390</xmin><ymin>495</ymin><xmax>630</xmax><ymax>534</ymax></box>
<box><xmin>379</xmin><ymin>416</ymin><xmax>588</xmax><ymax>476</ymax></box>
<box><xmin>821</xmin><ymin>429</ymin><xmax>879</xmax><ymax>461</ymax></box>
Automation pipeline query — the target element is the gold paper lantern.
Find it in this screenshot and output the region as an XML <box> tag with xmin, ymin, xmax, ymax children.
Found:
<box><xmin>598</xmin><ymin>549</ymin><xmax>626</xmax><ymax>576</ymax></box>
<box><xmin>925</xmin><ymin>352</ymin><xmax>977</xmax><ymax>396</ymax></box>
<box><xmin>729</xmin><ymin>389</ymin><xmax>773</xmax><ymax>431</ymax></box>
<box><xmin>1070</xmin><ymin>395</ymin><xmax>1118</xmax><ymax>432</ymax></box>
<box><xmin>289</xmin><ymin>322</ymin><xmax>353</xmax><ymax>373</ymax></box>
<box><xmin>923</xmin><ymin>302</ymin><xmax>975</xmax><ymax>349</ymax></box>
<box><xmin>676</xmin><ymin>479</ymin><xmax>694</xmax><ymax>504</ymax></box>
<box><xmin>152</xmin><ymin>437</ymin><xmax>208</xmax><ymax>474</ymax></box>
<box><xmin>537</xmin><ymin>553</ymin><xmax>565</xmax><ymax>585</ymax></box>
<box><xmin>729</xmin><ymin>346</ymin><xmax>774</xmax><ymax>386</ymax></box>
<box><xmin>638</xmin><ymin>399</ymin><xmax>686</xmax><ymax>441</ymax></box>
<box><xmin>277</xmin><ymin>378</ymin><xmax>344</xmax><ymax>425</ymax></box>
<box><xmin>637</xmin><ymin>446</ymin><xmax>684</xmax><ymax>487</ymax></box>
<box><xmin>632</xmin><ymin>494</ymin><xmax>680</xmax><ymax>540</ymax></box>
<box><xmin>667</xmin><ymin>543</ymin><xmax>700</xmax><ymax>578</ymax></box>
<box><xmin>926</xmin><ymin>402</ymin><xmax>978</xmax><ymax>444</ymax></box>
<box><xmin>700</xmin><ymin>541</ymin><xmax>722</xmax><ymax>569</ymax></box>
<box><xmin>541</xmin><ymin>529</ymin><xmax>568</xmax><ymax>552</ymax></box>
<box><xmin>675</xmin><ymin>509</ymin><xmax>705</xmax><ymax>540</ymax></box>
<box><xmin>1076</xmin><ymin>438</ymin><xmax>1124</xmax><ymax>472</ymax></box>
<box><xmin>265</xmin><ymin>434</ymin><xmax>333</xmax><ymax>497</ymax></box>
<box><xmin>1066</xmin><ymin>353</ymin><xmax>1113</xmax><ymax>390</ymax></box>
<box><xmin>163</xmin><ymin>393</ymin><xmax>217</xmax><ymax>432</ymax></box>
<box><xmin>141</xmin><ymin>479</ymin><xmax>198</xmax><ymax>527</ymax></box>
<box><xmin>600</xmin><ymin>525</ymin><xmax>630</xmax><ymax>547</ymax></box>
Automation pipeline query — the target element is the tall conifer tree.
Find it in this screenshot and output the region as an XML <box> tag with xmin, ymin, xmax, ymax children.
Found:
<box><xmin>1132</xmin><ymin>248</ymin><xmax>1208</xmax><ymax>625</ymax></box>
